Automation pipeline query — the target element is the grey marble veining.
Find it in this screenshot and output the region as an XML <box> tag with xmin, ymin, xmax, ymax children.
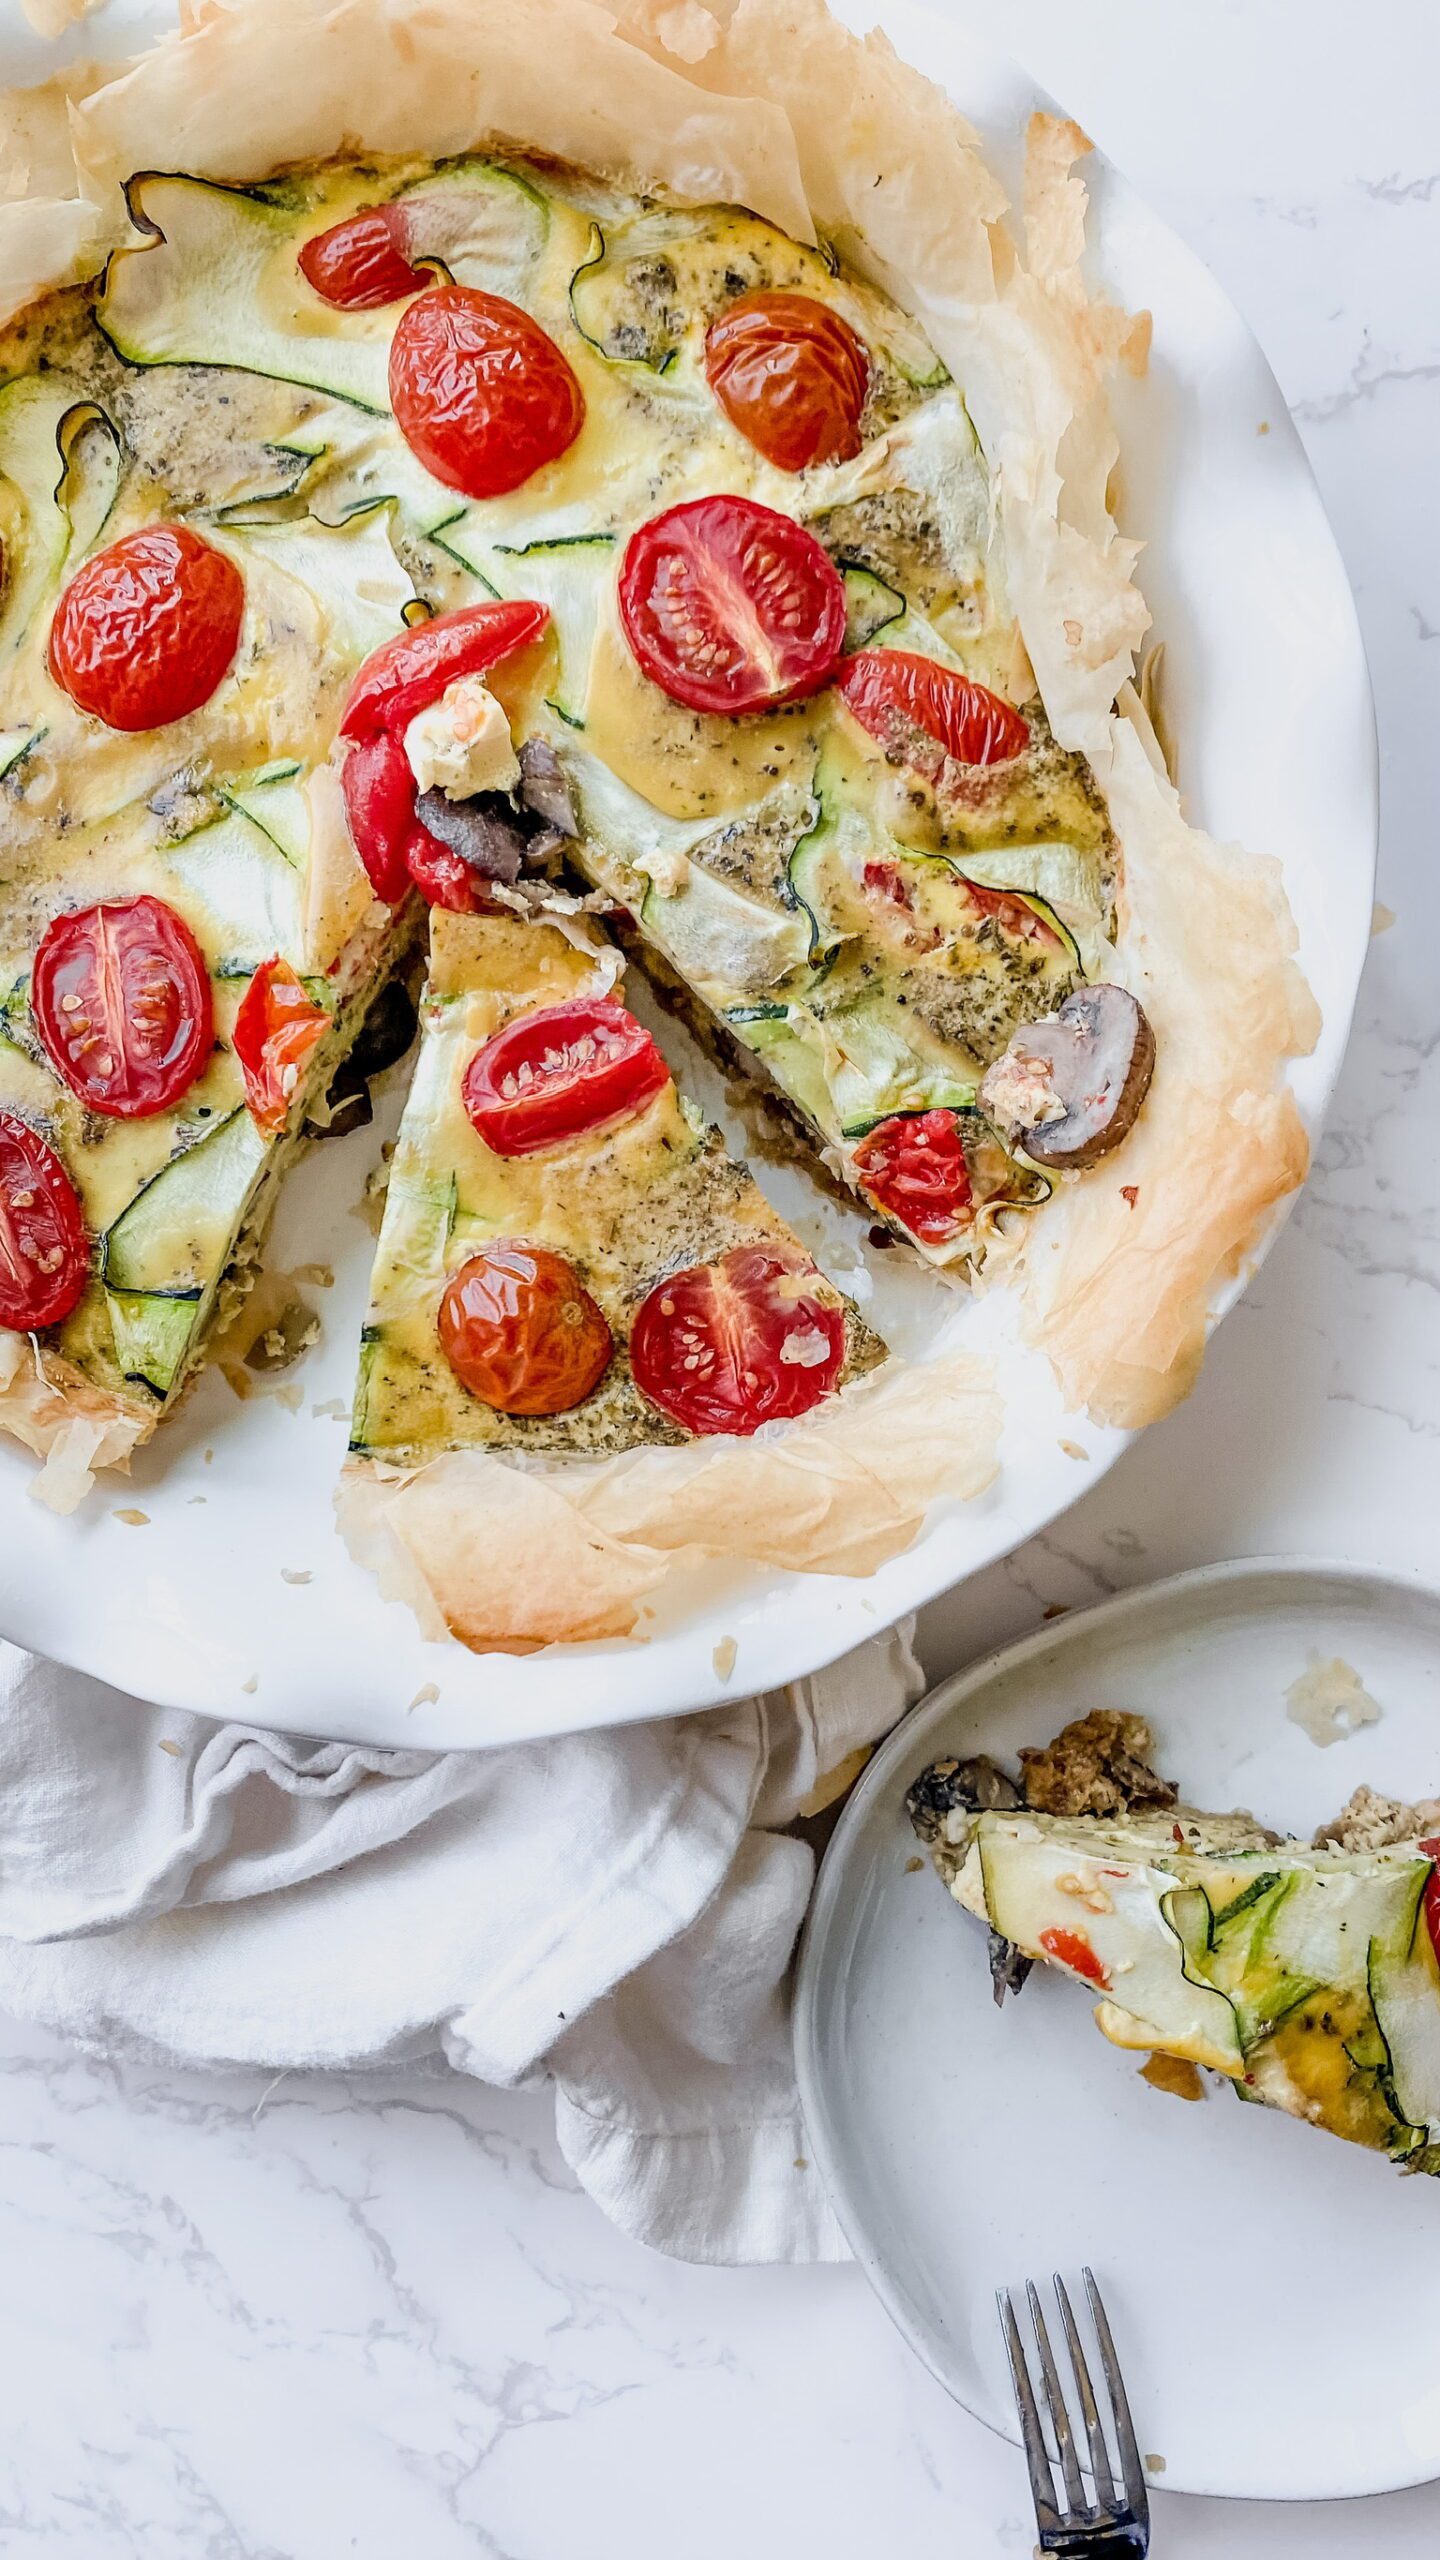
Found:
<box><xmin>2</xmin><ymin>0</ymin><xmax>1437</xmax><ymax>2550</ymax></box>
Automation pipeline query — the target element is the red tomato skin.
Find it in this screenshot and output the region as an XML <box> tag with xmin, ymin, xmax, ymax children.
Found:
<box><xmin>298</xmin><ymin>207</ymin><xmax>424</xmax><ymax>309</ymax></box>
<box><xmin>705</xmin><ymin>291</ymin><xmax>868</xmax><ymax>472</ymax></box>
<box><xmin>342</xmin><ymin>731</ymin><xmax>416</xmax><ymax>903</ymax></box>
<box><xmin>233</xmin><ymin>959</ymin><xmax>330</xmax><ymax>1137</ymax></box>
<box><xmin>339</xmin><ymin>598</ymin><xmax>549</xmax><ymax>741</ymax></box>
<box><xmin>838</xmin><ymin>649</ymin><xmax>1030</xmax><ymax>769</ymax></box>
<box><xmin>851</xmin><ymin>1110</ymin><xmax>974</xmax><ymax>1245</ymax></box>
<box><xmin>629</xmin><ymin>1243</ymin><xmax>845</xmax><ymax>1438</ymax></box>
<box><xmin>389</xmin><ymin>286</ymin><xmax>585</xmax><ymax>499</ymax></box>
<box><xmin>32</xmin><ymin>896</ymin><xmax>214</xmax><ymax>1121</ymax></box>
<box><xmin>619</xmin><ymin>496</ymin><xmax>847</xmax><ymax>716</ymax></box>
<box><xmin>438</xmin><ymin>1243</ymin><xmax>613</xmax><ymax>1414</ymax></box>
<box><xmin>1420</xmin><ymin>1841</ymin><xmax>1440</xmax><ymax>1964</ymax></box>
<box><xmin>0</xmin><ymin>1110</ymin><xmax>89</xmax><ymax>1331</ymax></box>
<box><xmin>463</xmin><ymin>999</ymin><xmax>670</xmax><ymax>1157</ymax></box>
<box><xmin>1038</xmin><ymin>1925</ymin><xmax>1110</xmax><ymax>1990</ymax></box>
<box><xmin>403</xmin><ymin>824</ymin><xmax>485</xmax><ymax>912</ymax></box>
<box><xmin>48</xmin><ymin>525</ymin><xmax>244</xmax><ymax>732</ymax></box>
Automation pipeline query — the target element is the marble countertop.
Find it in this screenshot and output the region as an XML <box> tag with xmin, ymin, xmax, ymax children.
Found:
<box><xmin>3</xmin><ymin>0</ymin><xmax>1436</xmax><ymax>2548</ymax></box>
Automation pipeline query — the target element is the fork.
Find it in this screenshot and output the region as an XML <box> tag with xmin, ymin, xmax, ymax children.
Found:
<box><xmin>996</xmin><ymin>2268</ymin><xmax>1151</xmax><ymax>2555</ymax></box>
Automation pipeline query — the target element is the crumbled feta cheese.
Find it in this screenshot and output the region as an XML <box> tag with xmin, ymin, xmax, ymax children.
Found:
<box><xmin>403</xmin><ymin>676</ymin><xmax>520</xmax><ymax>801</ymax></box>
<box><xmin>779</xmin><ymin>1324</ymin><xmax>833</xmax><ymax>1368</ymax></box>
<box><xmin>980</xmin><ymin>1043</ymin><xmax>1066</xmax><ymax>1135</ymax></box>
<box><xmin>636</xmin><ymin>848</ymin><xmax>691</xmax><ymax>898</ymax></box>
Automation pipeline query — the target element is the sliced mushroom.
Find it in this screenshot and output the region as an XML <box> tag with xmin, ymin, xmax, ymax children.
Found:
<box><xmin>979</xmin><ymin>983</ymin><xmax>1155</xmax><ymax>1171</ymax></box>
<box><xmin>414</xmin><ymin>787</ymin><xmax>529</xmax><ymax>885</ymax></box>
<box><xmin>517</xmin><ymin>737</ymin><xmax>579</xmax><ymax>837</ymax></box>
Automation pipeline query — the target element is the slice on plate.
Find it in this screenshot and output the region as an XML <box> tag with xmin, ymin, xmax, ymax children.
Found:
<box><xmin>909</xmin><ymin>1712</ymin><xmax>1440</xmax><ymax>2178</ymax></box>
<box><xmin>337</xmin><ymin>907</ymin><xmax>997</xmax><ymax>1650</ymax></box>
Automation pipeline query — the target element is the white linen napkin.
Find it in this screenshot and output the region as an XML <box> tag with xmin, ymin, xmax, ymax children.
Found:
<box><xmin>0</xmin><ymin>1624</ymin><xmax>923</xmax><ymax>2263</ymax></box>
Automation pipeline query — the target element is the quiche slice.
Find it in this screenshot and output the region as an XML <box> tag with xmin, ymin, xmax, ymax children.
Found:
<box><xmin>348</xmin><ymin>902</ymin><xmax>882</xmax><ymax>1460</ymax></box>
<box><xmin>335</xmin><ymin>906</ymin><xmax>1003</xmax><ymax>1650</ymax></box>
<box><xmin>909</xmin><ymin>1715</ymin><xmax>1440</xmax><ymax>2178</ymax></box>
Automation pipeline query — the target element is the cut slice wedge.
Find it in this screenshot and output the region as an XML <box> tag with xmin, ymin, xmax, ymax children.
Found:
<box><xmin>346</xmin><ymin>906</ymin><xmax>884</xmax><ymax>1466</ymax></box>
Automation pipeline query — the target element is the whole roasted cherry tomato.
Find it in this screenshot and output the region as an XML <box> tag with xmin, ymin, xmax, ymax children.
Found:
<box><xmin>705</xmin><ymin>291</ymin><xmax>868</xmax><ymax>472</ymax></box>
<box><xmin>619</xmin><ymin>496</ymin><xmax>846</xmax><ymax>716</ymax></box>
<box><xmin>49</xmin><ymin>525</ymin><xmax>244</xmax><ymax>732</ymax></box>
<box><xmin>851</xmin><ymin>1110</ymin><xmax>973</xmax><ymax>1245</ymax></box>
<box><xmin>462</xmin><ymin>998</ymin><xmax>669</xmax><ymax>1158</ymax></box>
<box><xmin>1038</xmin><ymin>1926</ymin><xmax>1110</xmax><ymax>1990</ymax></box>
<box><xmin>838</xmin><ymin>649</ymin><xmax>1029</xmax><ymax>769</ymax></box>
<box><xmin>341</xmin><ymin>730</ymin><xmax>416</xmax><ymax>903</ymax></box>
<box><xmin>0</xmin><ymin>1110</ymin><xmax>89</xmax><ymax>1331</ymax></box>
<box><xmin>389</xmin><ymin>286</ymin><xmax>585</xmax><ymax>499</ymax></box>
<box><xmin>233</xmin><ymin>958</ymin><xmax>330</xmax><ymax>1137</ymax></box>
<box><xmin>438</xmin><ymin>1242</ymin><xmax>613</xmax><ymax>1413</ymax></box>
<box><xmin>629</xmin><ymin>1243</ymin><xmax>845</xmax><ymax>1437</ymax></box>
<box><xmin>32</xmin><ymin>895</ymin><xmax>213</xmax><ymax>1120</ymax></box>
<box><xmin>339</xmin><ymin>598</ymin><xmax>549</xmax><ymax>741</ymax></box>
<box><xmin>298</xmin><ymin>206</ymin><xmax>425</xmax><ymax>309</ymax></box>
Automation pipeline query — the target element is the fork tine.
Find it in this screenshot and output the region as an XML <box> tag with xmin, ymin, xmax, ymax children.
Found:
<box><xmin>1053</xmin><ymin>2273</ymin><xmax>1117</xmax><ymax>2512</ymax></box>
<box><xmin>1083</xmin><ymin>2267</ymin><xmax>1150</xmax><ymax>2526</ymax></box>
<box><xmin>996</xmin><ymin>2288</ymin><xmax>1060</xmax><ymax>2529</ymax></box>
<box><xmin>1025</xmin><ymin>2279</ymin><xmax>1087</xmax><ymax>2517</ymax></box>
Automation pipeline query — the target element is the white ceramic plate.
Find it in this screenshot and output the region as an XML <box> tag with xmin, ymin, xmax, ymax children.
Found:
<box><xmin>795</xmin><ymin>1559</ymin><xmax>1440</xmax><ymax>2504</ymax></box>
<box><xmin>0</xmin><ymin>4</ymin><xmax>1375</xmax><ymax>1748</ymax></box>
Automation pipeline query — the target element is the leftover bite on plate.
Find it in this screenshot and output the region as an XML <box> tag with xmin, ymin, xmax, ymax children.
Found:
<box><xmin>0</xmin><ymin>0</ymin><xmax>1318</xmax><ymax>1641</ymax></box>
<box><xmin>909</xmin><ymin>1711</ymin><xmax>1440</xmax><ymax>2176</ymax></box>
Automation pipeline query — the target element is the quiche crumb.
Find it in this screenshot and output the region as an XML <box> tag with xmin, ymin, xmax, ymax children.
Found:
<box><xmin>113</xmin><ymin>1507</ymin><xmax>150</xmax><ymax>1527</ymax></box>
<box><xmin>407</xmin><ymin>1682</ymin><xmax>440</xmax><ymax>1713</ymax></box>
<box><xmin>712</xmin><ymin>1636</ymin><xmax>738</xmax><ymax>1680</ymax></box>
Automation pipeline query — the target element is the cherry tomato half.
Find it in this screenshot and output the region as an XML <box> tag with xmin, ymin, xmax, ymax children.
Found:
<box><xmin>705</xmin><ymin>291</ymin><xmax>868</xmax><ymax>473</ymax></box>
<box><xmin>389</xmin><ymin>285</ymin><xmax>585</xmax><ymax>500</ymax></box>
<box><xmin>0</xmin><ymin>1109</ymin><xmax>89</xmax><ymax>1331</ymax></box>
<box><xmin>438</xmin><ymin>1242</ymin><xmax>613</xmax><ymax>1414</ymax></box>
<box><xmin>462</xmin><ymin>999</ymin><xmax>669</xmax><ymax>1158</ymax></box>
<box><xmin>629</xmin><ymin>1243</ymin><xmax>845</xmax><ymax>1437</ymax></box>
<box><xmin>32</xmin><ymin>895</ymin><xmax>213</xmax><ymax>1120</ymax></box>
<box><xmin>49</xmin><ymin>524</ymin><xmax>244</xmax><ymax>733</ymax></box>
<box><xmin>339</xmin><ymin>598</ymin><xmax>549</xmax><ymax>742</ymax></box>
<box><xmin>342</xmin><ymin>730</ymin><xmax>416</xmax><ymax>903</ymax></box>
<box><xmin>619</xmin><ymin>496</ymin><xmax>846</xmax><ymax>716</ymax></box>
<box><xmin>838</xmin><ymin>649</ymin><xmax>1030</xmax><ymax>769</ymax></box>
<box><xmin>298</xmin><ymin>206</ymin><xmax>425</xmax><ymax>309</ymax></box>
<box><xmin>851</xmin><ymin>1110</ymin><xmax>974</xmax><ymax>1245</ymax></box>
<box><xmin>233</xmin><ymin>958</ymin><xmax>330</xmax><ymax>1137</ymax></box>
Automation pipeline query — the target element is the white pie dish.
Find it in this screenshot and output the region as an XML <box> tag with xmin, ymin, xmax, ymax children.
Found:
<box><xmin>0</xmin><ymin>0</ymin><xmax>1375</xmax><ymax>1748</ymax></box>
<box><xmin>794</xmin><ymin>1557</ymin><xmax>1440</xmax><ymax>2504</ymax></box>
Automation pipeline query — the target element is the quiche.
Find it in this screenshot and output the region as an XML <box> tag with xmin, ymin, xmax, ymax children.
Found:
<box><xmin>910</xmin><ymin>1716</ymin><xmax>1440</xmax><ymax>2179</ymax></box>
<box><xmin>0</xmin><ymin>0</ymin><xmax>1317</xmax><ymax>1639</ymax></box>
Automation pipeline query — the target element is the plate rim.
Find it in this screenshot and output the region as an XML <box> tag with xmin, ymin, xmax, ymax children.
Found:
<box><xmin>793</xmin><ymin>1552</ymin><xmax>1440</xmax><ymax>2507</ymax></box>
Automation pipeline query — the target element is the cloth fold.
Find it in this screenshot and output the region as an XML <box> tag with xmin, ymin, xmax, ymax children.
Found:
<box><xmin>0</xmin><ymin>1626</ymin><xmax>922</xmax><ymax>2262</ymax></box>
